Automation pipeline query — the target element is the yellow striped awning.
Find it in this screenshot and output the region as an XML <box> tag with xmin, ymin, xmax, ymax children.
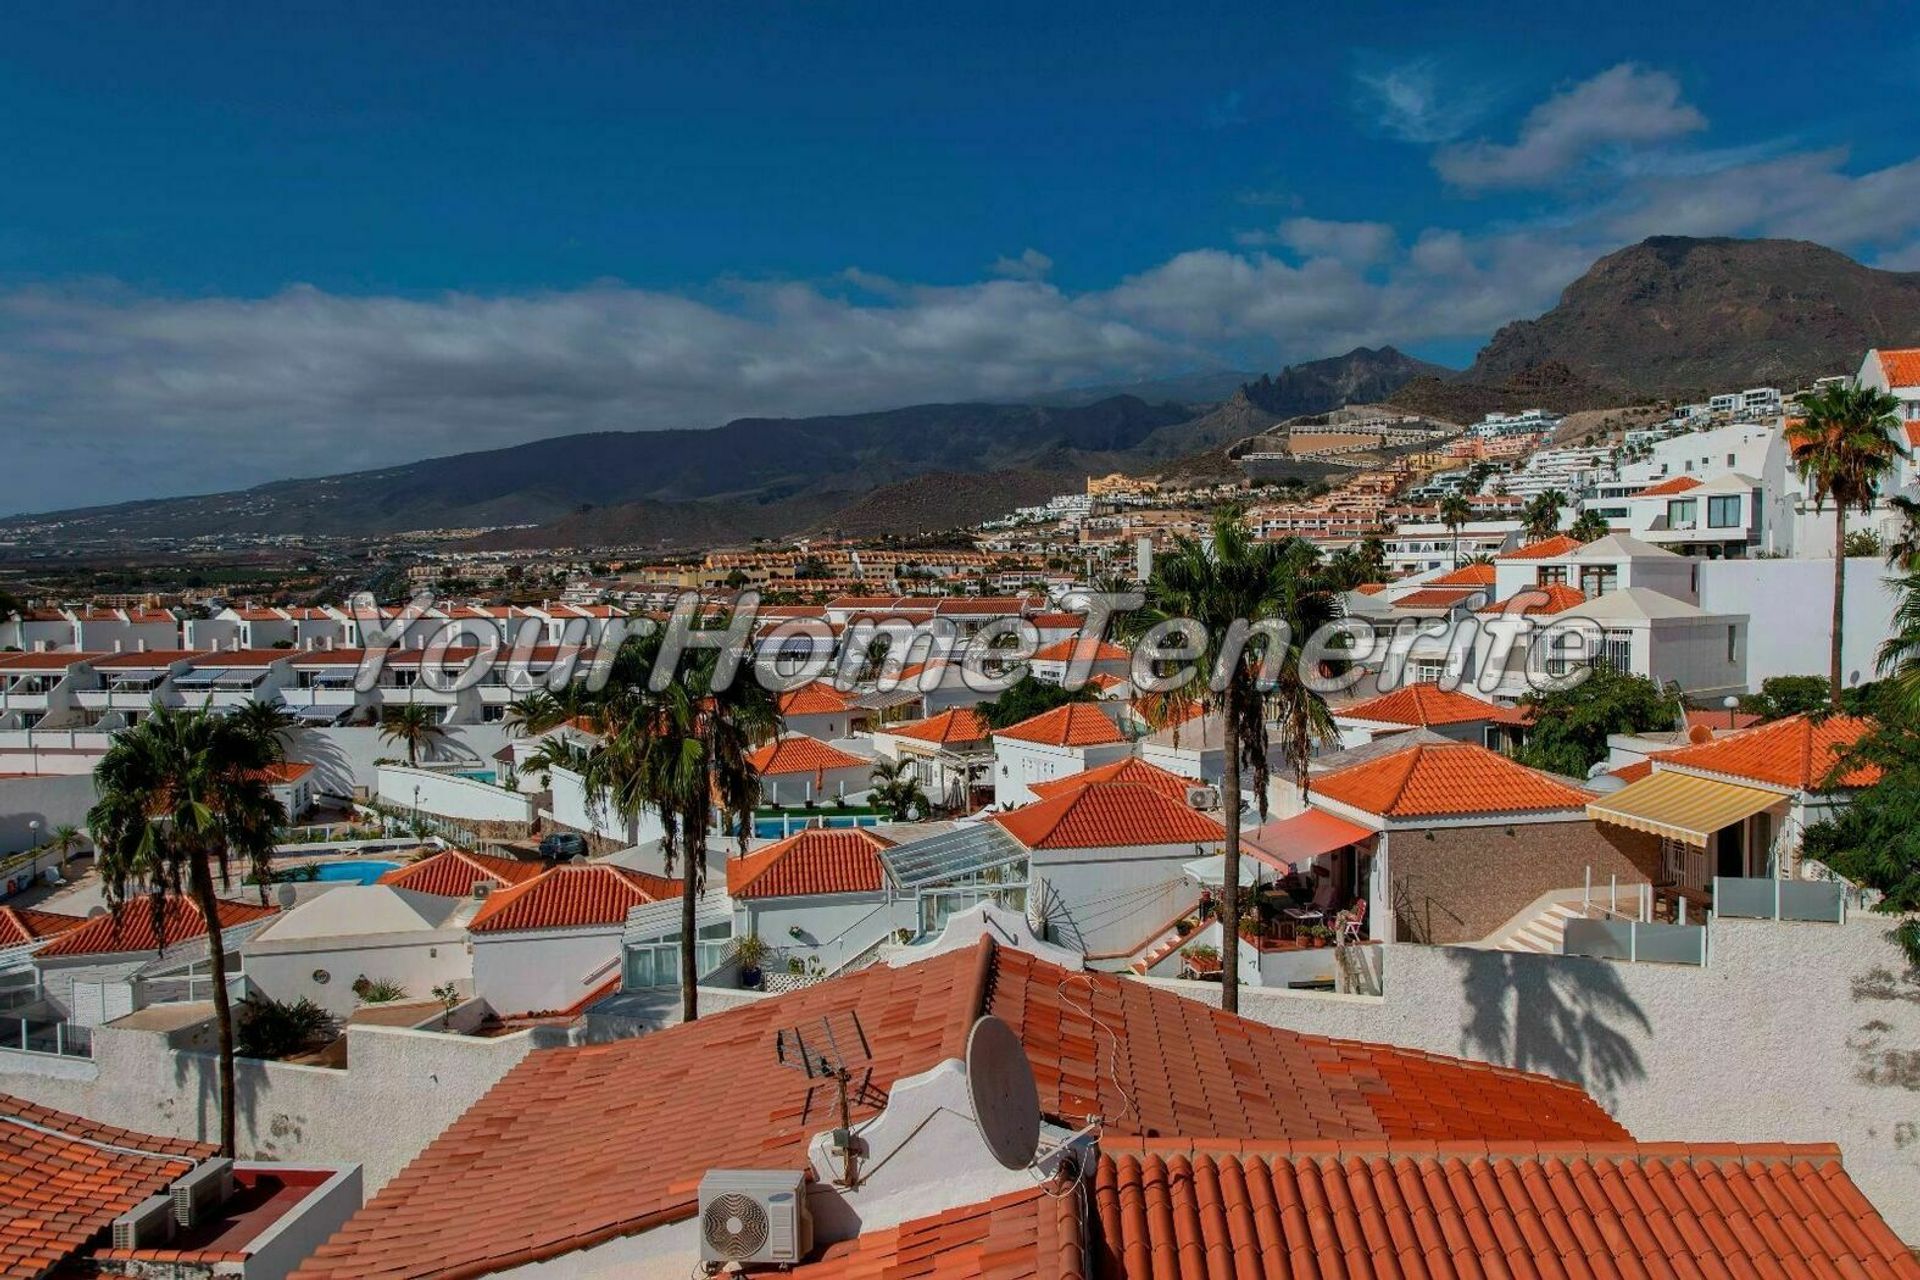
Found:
<box><xmin>1586</xmin><ymin>769</ymin><xmax>1783</xmax><ymax>846</ymax></box>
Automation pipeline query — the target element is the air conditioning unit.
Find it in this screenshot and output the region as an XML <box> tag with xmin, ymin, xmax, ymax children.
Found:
<box><xmin>472</xmin><ymin>879</ymin><xmax>500</xmax><ymax>900</ymax></box>
<box><xmin>698</xmin><ymin>1169</ymin><xmax>813</xmax><ymax>1268</ymax></box>
<box><xmin>111</xmin><ymin>1194</ymin><xmax>176</xmax><ymax>1251</ymax></box>
<box><xmin>171</xmin><ymin>1158</ymin><xmax>234</xmax><ymax>1229</ymax></box>
<box><xmin>1185</xmin><ymin>785</ymin><xmax>1221</xmax><ymax>811</ymax></box>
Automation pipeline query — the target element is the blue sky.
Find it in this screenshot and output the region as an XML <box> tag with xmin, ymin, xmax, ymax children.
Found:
<box><xmin>5</xmin><ymin>1</ymin><xmax>1920</xmax><ymax>511</ymax></box>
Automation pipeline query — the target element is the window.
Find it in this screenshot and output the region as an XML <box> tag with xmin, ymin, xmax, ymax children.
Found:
<box><xmin>1537</xmin><ymin>565</ymin><xmax>1569</xmax><ymax>586</ymax></box>
<box><xmin>1727</xmin><ymin>625</ymin><xmax>1737</xmax><ymax>664</ymax></box>
<box><xmin>1667</xmin><ymin>499</ymin><xmax>1697</xmax><ymax>528</ymax></box>
<box><xmin>1707</xmin><ymin>495</ymin><xmax>1741</xmax><ymax>528</ymax></box>
<box><xmin>1726</xmin><ymin>453</ymin><xmax>1735</xmax><ymax>467</ymax></box>
<box><xmin>1601</xmin><ymin>630</ymin><xmax>1633</xmax><ymax>673</ymax></box>
<box><xmin>1579</xmin><ymin>565</ymin><xmax>1617</xmax><ymax>597</ymax></box>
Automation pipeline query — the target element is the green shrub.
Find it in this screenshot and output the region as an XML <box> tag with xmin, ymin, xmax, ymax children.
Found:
<box><xmin>235</xmin><ymin>995</ymin><xmax>335</xmax><ymax>1060</ymax></box>
<box><xmin>352</xmin><ymin>977</ymin><xmax>408</xmax><ymax>1003</ymax></box>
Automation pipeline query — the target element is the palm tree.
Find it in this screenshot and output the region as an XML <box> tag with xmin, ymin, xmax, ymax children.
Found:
<box><xmin>49</xmin><ymin>824</ymin><xmax>85</xmax><ymax>875</ymax></box>
<box><xmin>379</xmin><ymin>704</ymin><xmax>444</xmax><ymax>765</ymax></box>
<box><xmin>1567</xmin><ymin>508</ymin><xmax>1611</xmax><ymax>543</ymax></box>
<box><xmin>587</xmin><ymin>620</ymin><xmax>782</xmax><ymax>1022</ymax></box>
<box><xmin>869</xmin><ymin>757</ymin><xmax>929</xmax><ymax>821</ymax></box>
<box><xmin>88</xmin><ymin>705</ymin><xmax>286</xmax><ymax>1156</ymax></box>
<box><xmin>1789</xmin><ymin>383</ymin><xmax>1902</xmax><ymax>708</ymax></box>
<box><xmin>226</xmin><ymin>701</ymin><xmax>300</xmax><ymax>762</ymax></box>
<box><xmin>1885</xmin><ymin>494</ymin><xmax>1920</xmax><ymax>572</ymax></box>
<box><xmin>1521</xmin><ymin>489</ymin><xmax>1567</xmax><ymax>541</ymax></box>
<box><xmin>1438</xmin><ymin>493</ymin><xmax>1472</xmax><ymax>568</ymax></box>
<box><xmin>1875</xmin><ymin>572</ymin><xmax>1920</xmax><ymax>711</ymax></box>
<box><xmin>1115</xmin><ymin>509</ymin><xmax>1339</xmax><ymax>1013</ymax></box>
<box><xmin>523</xmin><ymin>735</ymin><xmax>595</xmax><ymax>789</ymax></box>
<box><xmin>503</xmin><ymin>689</ymin><xmax>569</xmax><ymax>737</ymax></box>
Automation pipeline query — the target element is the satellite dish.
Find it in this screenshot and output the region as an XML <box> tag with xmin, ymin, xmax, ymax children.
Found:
<box><xmin>276</xmin><ymin>883</ymin><xmax>298</xmax><ymax>909</ymax></box>
<box><xmin>965</xmin><ymin>1014</ymin><xmax>1040</xmax><ymax>1171</ymax></box>
<box><xmin>87</xmin><ymin>905</ymin><xmax>108</xmax><ymax>918</ymax></box>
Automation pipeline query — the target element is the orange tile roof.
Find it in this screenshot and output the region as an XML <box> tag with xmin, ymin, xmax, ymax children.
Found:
<box><xmin>993</xmin><ymin>703</ymin><xmax>1125</xmax><ymax>747</ymax></box>
<box><xmin>1497</xmin><ymin>534</ymin><xmax>1581</xmax><ymax>560</ymax></box>
<box><xmin>779</xmin><ymin>680</ymin><xmax>857</xmax><ymax>716</ymax></box>
<box><xmin>1030</xmin><ymin>636</ymin><xmax>1129</xmax><ymax>663</ymax></box>
<box><xmin>0</xmin><ymin>1093</ymin><xmax>215</xmax><ymax>1280</ymax></box>
<box><xmin>1609</xmin><ymin>759</ymin><xmax>1654</xmax><ymax>784</ymax></box>
<box><xmin>1353</xmin><ymin>582</ymin><xmax>1388</xmax><ymax>595</ymax></box>
<box><xmin>1081</xmin><ymin>1143</ymin><xmax>1920</xmax><ymax>1280</ymax></box>
<box><xmin>1905</xmin><ymin>422</ymin><xmax>1920</xmax><ymax>449</ymax></box>
<box><xmin>1429</xmin><ymin>562</ymin><xmax>1495</xmax><ymax>587</ymax></box>
<box><xmin>1880</xmin><ymin>347</ymin><xmax>1920</xmax><ymax>387</ymax></box>
<box><xmin>376</xmin><ymin>849</ymin><xmax>543</xmax><ymax>897</ymax></box>
<box><xmin>888</xmin><ymin>707</ymin><xmax>991</xmax><ymax>747</ymax></box>
<box><xmin>1027</xmin><ymin>757</ymin><xmax>1195</xmax><ymax>802</ymax></box>
<box><xmin>726</xmin><ymin>828</ymin><xmax>895</xmax><ymax>899</ymax></box>
<box><xmin>1391</xmin><ymin>587</ymin><xmax>1479</xmax><ymax>610</ymax></box>
<box><xmin>1654</xmin><ymin>713</ymin><xmax>1881</xmax><ymax>789</ymax></box>
<box><xmin>994</xmin><ymin>781</ymin><xmax>1224</xmax><ymax>849</ymax></box>
<box><xmin>35</xmin><ymin>895</ymin><xmax>278</xmax><ymax>959</ymax></box>
<box><xmin>0</xmin><ymin>905</ymin><xmax>87</xmax><ymax>949</ymax></box>
<box><xmin>467</xmin><ymin>864</ymin><xmax>677</xmax><ymax>933</ymax></box>
<box><xmin>1314</xmin><ymin>742</ymin><xmax>1592</xmax><ymax>818</ymax></box>
<box><xmin>1474</xmin><ymin>582</ymin><xmax>1586</xmax><ymax>616</ymax></box>
<box><xmin>796</xmin><ymin>1185</ymin><xmax>1070</xmax><ymax>1280</ymax></box>
<box><xmin>1683</xmin><ymin>707</ymin><xmax>1763</xmax><ymax>732</ymax></box>
<box><xmin>291</xmin><ymin>939</ymin><xmax>1626</xmax><ymax>1280</ymax></box>
<box><xmin>1638</xmin><ymin>474</ymin><xmax>1703</xmax><ymax>496</ymax></box>
<box><xmin>747</xmin><ymin>733</ymin><xmax>871</xmax><ymax>777</ymax></box>
<box><xmin>1337</xmin><ymin>682</ymin><xmax>1528</xmax><ymax>728</ymax></box>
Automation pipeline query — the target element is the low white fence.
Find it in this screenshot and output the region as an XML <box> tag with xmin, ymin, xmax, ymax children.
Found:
<box><xmin>1562</xmin><ymin>917</ymin><xmax>1709</xmax><ymax>966</ymax></box>
<box><xmin>1713</xmin><ymin>875</ymin><xmax>1847</xmax><ymax>924</ymax></box>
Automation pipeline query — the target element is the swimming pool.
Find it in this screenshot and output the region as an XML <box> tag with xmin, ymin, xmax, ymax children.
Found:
<box><xmin>751</xmin><ymin>814</ymin><xmax>885</xmax><ymax>839</ymax></box>
<box><xmin>311</xmin><ymin>860</ymin><xmax>401</xmax><ymax>885</ymax></box>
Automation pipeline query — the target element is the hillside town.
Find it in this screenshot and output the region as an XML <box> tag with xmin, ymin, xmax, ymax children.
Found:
<box><xmin>3</xmin><ymin>342</ymin><xmax>1920</xmax><ymax>1277</ymax></box>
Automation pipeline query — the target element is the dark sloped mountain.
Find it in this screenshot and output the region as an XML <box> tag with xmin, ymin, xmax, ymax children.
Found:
<box><xmin>1462</xmin><ymin>236</ymin><xmax>1920</xmax><ymax>399</ymax></box>
<box><xmin>8</xmin><ymin>396</ymin><xmax>1189</xmax><ymax>541</ymax></box>
<box><xmin>1385</xmin><ymin>361</ymin><xmax>1624</xmax><ymax>422</ymax></box>
<box><xmin>1240</xmin><ymin>346</ymin><xmax>1453</xmax><ymax>417</ymax></box>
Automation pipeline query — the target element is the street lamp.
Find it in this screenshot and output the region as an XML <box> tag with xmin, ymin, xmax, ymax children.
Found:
<box><xmin>27</xmin><ymin>820</ymin><xmax>40</xmax><ymax>878</ymax></box>
<box><xmin>1722</xmin><ymin>694</ymin><xmax>1739</xmax><ymax>730</ymax></box>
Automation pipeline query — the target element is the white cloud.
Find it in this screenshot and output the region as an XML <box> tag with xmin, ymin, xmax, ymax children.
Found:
<box><xmin>988</xmin><ymin>248</ymin><xmax>1054</xmax><ymax>281</ymax></box>
<box><xmin>1436</xmin><ymin>64</ymin><xmax>1706</xmax><ymax>189</ymax></box>
<box><xmin>1352</xmin><ymin>55</ymin><xmax>1496</xmax><ymax>144</ymax></box>
<box><xmin>1264</xmin><ymin>218</ymin><xmax>1397</xmax><ymax>265</ymax></box>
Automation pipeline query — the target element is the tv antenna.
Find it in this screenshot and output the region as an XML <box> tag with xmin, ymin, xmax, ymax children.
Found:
<box><xmin>774</xmin><ymin>1010</ymin><xmax>877</xmax><ymax>1188</ymax></box>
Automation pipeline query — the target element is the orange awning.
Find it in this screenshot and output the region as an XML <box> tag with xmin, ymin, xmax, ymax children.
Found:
<box><xmin>1242</xmin><ymin>809</ymin><xmax>1375</xmax><ymax>872</ymax></box>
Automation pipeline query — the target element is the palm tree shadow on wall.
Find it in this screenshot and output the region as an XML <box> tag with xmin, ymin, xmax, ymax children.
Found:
<box><xmin>1448</xmin><ymin>948</ymin><xmax>1652</xmax><ymax>1109</ymax></box>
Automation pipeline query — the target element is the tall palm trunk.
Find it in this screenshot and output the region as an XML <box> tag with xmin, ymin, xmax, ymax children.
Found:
<box><xmin>1218</xmin><ymin>726</ymin><xmax>1242</xmax><ymax>1013</ymax></box>
<box><xmin>1832</xmin><ymin>510</ymin><xmax>1848</xmax><ymax>709</ymax></box>
<box><xmin>680</xmin><ymin>818</ymin><xmax>700</xmax><ymax>1024</ymax></box>
<box><xmin>1451</xmin><ymin>528</ymin><xmax>1460</xmax><ymax>568</ymax></box>
<box><xmin>187</xmin><ymin>852</ymin><xmax>238</xmax><ymax>1156</ymax></box>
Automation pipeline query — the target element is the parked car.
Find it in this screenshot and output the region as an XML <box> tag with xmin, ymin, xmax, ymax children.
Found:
<box><xmin>537</xmin><ymin>832</ymin><xmax>589</xmax><ymax>861</ymax></box>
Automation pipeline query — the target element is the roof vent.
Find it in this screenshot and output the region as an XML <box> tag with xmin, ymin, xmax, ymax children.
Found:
<box><xmin>170</xmin><ymin>1158</ymin><xmax>234</xmax><ymax>1229</ymax></box>
<box><xmin>111</xmin><ymin>1194</ymin><xmax>176</xmax><ymax>1251</ymax></box>
<box><xmin>698</xmin><ymin>1169</ymin><xmax>813</xmax><ymax>1268</ymax></box>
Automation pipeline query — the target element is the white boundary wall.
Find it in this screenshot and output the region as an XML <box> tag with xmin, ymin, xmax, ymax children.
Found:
<box><xmin>1151</xmin><ymin>915</ymin><xmax>1920</xmax><ymax>1242</ymax></box>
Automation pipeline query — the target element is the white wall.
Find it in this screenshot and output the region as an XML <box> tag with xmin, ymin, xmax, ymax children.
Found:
<box><xmin>244</xmin><ymin>932</ymin><xmax>471</xmax><ymax>1018</ymax></box>
<box><xmin>992</xmin><ymin>739</ymin><xmax>1131</xmax><ymax>807</ymax></box>
<box><xmin>1696</xmin><ymin>557</ymin><xmax>1901</xmax><ymax>689</ymax></box>
<box><xmin>290</xmin><ymin>724</ymin><xmax>514</xmax><ymax>802</ymax></box>
<box><xmin>0</xmin><ymin>773</ymin><xmax>97</xmax><ymax>855</ymax></box>
<box><xmin>548</xmin><ymin>766</ymin><xmax>664</xmax><ymax>845</ymax></box>
<box><xmin>471</xmin><ymin>926</ymin><xmax>623</xmax><ymax>1015</ymax></box>
<box><xmin>737</xmin><ymin>893</ymin><xmax>913</xmax><ymax>975</ymax></box>
<box><xmin>0</xmin><ymin>1015</ymin><xmax>541</xmax><ymax>1189</ymax></box>
<box><xmin>376</xmin><ymin>764</ymin><xmax>535</xmax><ymax>826</ymax></box>
<box><xmin>1166</xmin><ymin>914</ymin><xmax>1920</xmax><ymax>1242</ymax></box>
<box><xmin>1033</xmin><ymin>842</ymin><xmax>1208</xmax><ymax>957</ymax></box>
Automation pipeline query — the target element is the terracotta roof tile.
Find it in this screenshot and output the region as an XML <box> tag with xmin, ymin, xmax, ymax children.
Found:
<box><xmin>993</xmin><ymin>704</ymin><xmax>1125</xmax><ymax>748</ymax></box>
<box><xmin>1609</xmin><ymin>759</ymin><xmax>1654</xmax><ymax>784</ymax></box>
<box><xmin>1031</xmin><ymin>637</ymin><xmax>1129</xmax><ymax>663</ymax></box>
<box><xmin>727</xmin><ymin>828</ymin><xmax>895</xmax><ymax>898</ymax></box>
<box><xmin>1392</xmin><ymin>587</ymin><xmax>1481</xmax><ymax>610</ymax></box>
<box><xmin>1027</xmin><ymin>758</ymin><xmax>1195</xmax><ymax>803</ymax></box>
<box><xmin>1474</xmin><ymin>582</ymin><xmax>1587</xmax><ymax>615</ymax></box>
<box><xmin>34</xmin><ymin>895</ymin><xmax>278</xmax><ymax>959</ymax></box>
<box><xmin>0</xmin><ymin>1093</ymin><xmax>214</xmax><ymax>1280</ymax></box>
<box><xmin>889</xmin><ymin>707</ymin><xmax>991</xmax><ymax>747</ymax></box>
<box><xmin>1879</xmin><ymin>347</ymin><xmax>1920</xmax><ymax>387</ymax></box>
<box><xmin>1497</xmin><ymin>534</ymin><xmax>1581</xmax><ymax>560</ymax></box>
<box><xmin>1337</xmin><ymin>683</ymin><xmax>1528</xmax><ymax>729</ymax></box>
<box><xmin>1429</xmin><ymin>563</ymin><xmax>1496</xmax><ymax>587</ymax></box>
<box><xmin>1639</xmin><ymin>474</ymin><xmax>1704</xmax><ymax>496</ymax></box>
<box><xmin>1654</xmin><ymin>713</ymin><xmax>1880</xmax><ymax>790</ymax></box>
<box><xmin>467</xmin><ymin>864</ymin><xmax>676</xmax><ymax>933</ymax></box>
<box><xmin>780</xmin><ymin>681</ymin><xmax>858</xmax><ymax>716</ymax></box>
<box><xmin>748</xmin><ymin>733</ymin><xmax>871</xmax><ymax>777</ymax></box>
<box><xmin>376</xmin><ymin>849</ymin><xmax>543</xmax><ymax>897</ymax></box>
<box><xmin>0</xmin><ymin>905</ymin><xmax>88</xmax><ymax>949</ymax></box>
<box><xmin>1314</xmin><ymin>742</ymin><xmax>1592</xmax><ymax>818</ymax></box>
<box><xmin>796</xmin><ymin>1186</ymin><xmax>1068</xmax><ymax>1279</ymax></box>
<box><xmin>292</xmin><ymin>940</ymin><xmax>1623</xmax><ymax>1280</ymax></box>
<box><xmin>993</xmin><ymin>781</ymin><xmax>1224</xmax><ymax>849</ymax></box>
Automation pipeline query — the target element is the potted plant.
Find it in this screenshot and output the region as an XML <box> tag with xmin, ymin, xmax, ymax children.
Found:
<box><xmin>1173</xmin><ymin>917</ymin><xmax>1194</xmax><ymax>938</ymax></box>
<box><xmin>731</xmin><ymin>934</ymin><xmax>773</xmax><ymax>989</ymax></box>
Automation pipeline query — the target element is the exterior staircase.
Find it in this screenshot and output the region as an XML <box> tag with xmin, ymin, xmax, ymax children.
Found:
<box><xmin>1479</xmin><ymin>891</ymin><xmax>1588</xmax><ymax>955</ymax></box>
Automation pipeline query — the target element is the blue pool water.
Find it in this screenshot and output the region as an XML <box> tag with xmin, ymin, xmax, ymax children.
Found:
<box><xmin>751</xmin><ymin>814</ymin><xmax>884</xmax><ymax>839</ymax></box>
<box><xmin>312</xmin><ymin>861</ymin><xmax>401</xmax><ymax>885</ymax></box>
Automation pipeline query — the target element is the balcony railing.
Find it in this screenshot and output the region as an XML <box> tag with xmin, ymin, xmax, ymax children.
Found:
<box><xmin>2</xmin><ymin>1016</ymin><xmax>93</xmax><ymax>1058</ymax></box>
